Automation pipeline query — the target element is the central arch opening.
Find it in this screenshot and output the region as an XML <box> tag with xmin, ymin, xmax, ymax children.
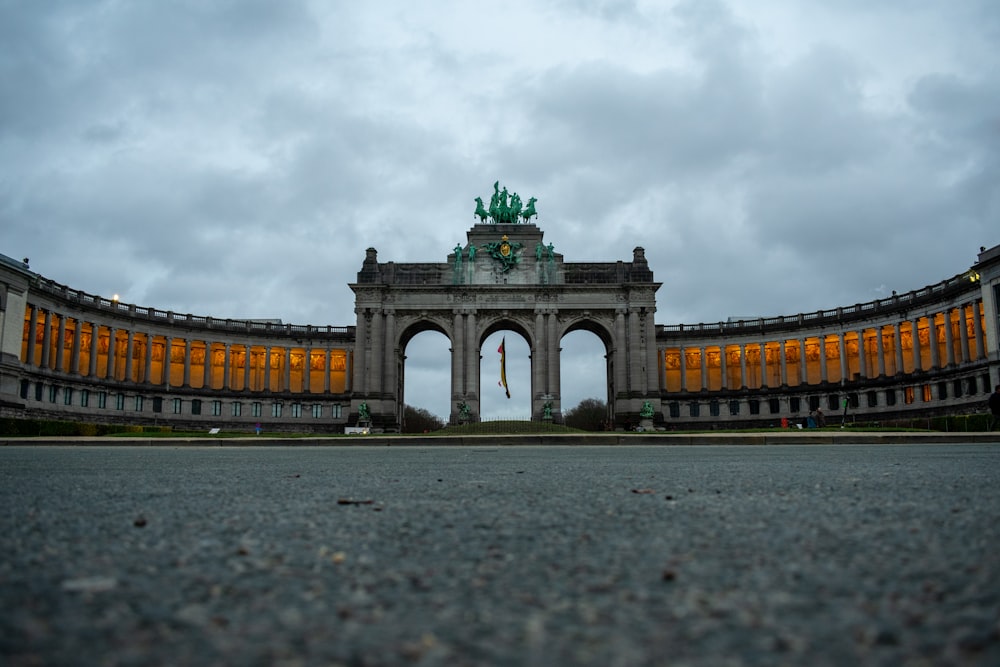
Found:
<box><xmin>479</xmin><ymin>330</ymin><xmax>531</xmax><ymax>420</ymax></box>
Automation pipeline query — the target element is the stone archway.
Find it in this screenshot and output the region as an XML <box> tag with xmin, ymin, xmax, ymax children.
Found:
<box><xmin>349</xmin><ymin>221</ymin><xmax>661</xmax><ymax>430</ymax></box>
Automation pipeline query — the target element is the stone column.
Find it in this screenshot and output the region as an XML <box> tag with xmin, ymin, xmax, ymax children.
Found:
<box><xmin>223</xmin><ymin>344</ymin><xmax>231</xmax><ymax>390</ymax></box>
<box><xmin>125</xmin><ymin>330</ymin><xmax>135</xmax><ymax>382</ymax></box>
<box><xmin>678</xmin><ymin>346</ymin><xmax>687</xmax><ymax>392</ymax></box>
<box><xmin>105</xmin><ymin>326</ymin><xmax>117</xmax><ymax>379</ymax></box>
<box><xmin>779</xmin><ymin>340</ymin><xmax>788</xmax><ymax>386</ymax></box>
<box><xmin>451</xmin><ymin>311</ymin><xmax>464</xmax><ymax>403</ymax></box>
<box><xmin>55</xmin><ymin>313</ymin><xmax>67</xmax><ymax>372</ymax></box>
<box><xmin>25</xmin><ymin>305</ymin><xmax>37</xmax><ymax>366</ymax></box>
<box><xmin>466</xmin><ymin>312</ymin><xmax>479</xmax><ymax>407</ymax></box>
<box><xmin>614</xmin><ymin>309</ymin><xmax>628</xmax><ymax>395</ymax></box>
<box><xmin>548</xmin><ymin>312</ymin><xmax>561</xmax><ymax>401</ymax></box>
<box><xmin>838</xmin><ymin>333</ymin><xmax>847</xmax><ymax>383</ymax></box>
<box><xmin>323</xmin><ymin>349</ymin><xmax>331</xmax><ymax>393</ymax></box>
<box><xmin>798</xmin><ymin>338</ymin><xmax>808</xmax><ymax>384</ymax></box>
<box><xmin>739</xmin><ymin>345</ymin><xmax>747</xmax><ymax>389</ymax></box>
<box><xmin>203</xmin><ymin>342</ymin><xmax>212</xmax><ymax>388</ymax></box>
<box><xmin>284</xmin><ymin>347</ymin><xmax>292</xmax><ymax>392</ymax></box>
<box><xmin>264</xmin><ymin>346</ymin><xmax>272</xmax><ymax>391</ymax></box>
<box><xmin>856</xmin><ymin>330</ymin><xmax>867</xmax><ymax>379</ymax></box>
<box><xmin>759</xmin><ymin>343</ymin><xmax>768</xmax><ymax>387</ymax></box>
<box><xmin>819</xmin><ymin>336</ymin><xmax>829</xmax><ymax>383</ymax></box>
<box><xmin>41</xmin><ymin>310</ymin><xmax>52</xmax><ymax>369</ymax></box>
<box><xmin>928</xmin><ymin>315</ymin><xmax>940</xmax><ymax>370</ymax></box>
<box><xmin>910</xmin><ymin>320</ymin><xmax>922</xmax><ymax>372</ymax></box>
<box><xmin>143</xmin><ymin>333</ymin><xmax>153</xmax><ymax>384</ymax></box>
<box><xmin>893</xmin><ymin>324</ymin><xmax>904</xmax><ymax>375</ymax></box>
<box><xmin>163</xmin><ymin>337</ymin><xmax>172</xmax><ymax>388</ymax></box>
<box><xmin>972</xmin><ymin>301</ymin><xmax>986</xmax><ymax>359</ymax></box>
<box><xmin>71</xmin><ymin>319</ymin><xmax>83</xmax><ymax>375</ymax></box>
<box><xmin>699</xmin><ymin>346</ymin><xmax>708</xmax><ymax>391</ymax></box>
<box><xmin>244</xmin><ymin>344</ymin><xmax>252</xmax><ymax>391</ymax></box>
<box><xmin>876</xmin><ymin>326</ymin><xmax>886</xmax><ymax>376</ymax></box>
<box><xmin>183</xmin><ymin>338</ymin><xmax>192</xmax><ymax>387</ymax></box>
<box><xmin>943</xmin><ymin>310</ymin><xmax>956</xmax><ymax>366</ymax></box>
<box><xmin>93</xmin><ymin>327</ymin><xmax>106</xmax><ymax>379</ymax></box>
<box><xmin>384</xmin><ymin>310</ymin><xmax>397</xmax><ymax>401</ymax></box>
<box><xmin>958</xmin><ymin>305</ymin><xmax>971</xmax><ymax>363</ymax></box>
<box><xmin>719</xmin><ymin>345</ymin><xmax>727</xmax><ymax>390</ymax></box>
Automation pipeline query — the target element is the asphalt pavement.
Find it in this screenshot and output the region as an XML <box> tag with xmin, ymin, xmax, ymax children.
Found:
<box><xmin>2</xmin><ymin>443</ymin><xmax>999</xmax><ymax>666</ymax></box>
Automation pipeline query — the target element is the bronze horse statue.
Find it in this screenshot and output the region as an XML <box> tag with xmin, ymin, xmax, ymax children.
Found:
<box><xmin>520</xmin><ymin>197</ymin><xmax>538</xmax><ymax>223</ymax></box>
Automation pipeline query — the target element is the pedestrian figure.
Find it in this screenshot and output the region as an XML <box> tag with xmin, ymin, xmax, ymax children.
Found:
<box><xmin>255</xmin><ymin>422</ymin><xmax>262</xmax><ymax>436</ymax></box>
<box><xmin>816</xmin><ymin>408</ymin><xmax>826</xmax><ymax>428</ymax></box>
<box><xmin>989</xmin><ymin>385</ymin><xmax>1000</xmax><ymax>431</ymax></box>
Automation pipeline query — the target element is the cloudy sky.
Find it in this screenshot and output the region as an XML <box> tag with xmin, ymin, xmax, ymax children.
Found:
<box><xmin>3</xmin><ymin>1</ymin><xmax>998</xmax><ymax>421</ymax></box>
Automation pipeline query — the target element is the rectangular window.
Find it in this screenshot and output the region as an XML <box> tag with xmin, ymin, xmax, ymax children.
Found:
<box><xmin>967</xmin><ymin>377</ymin><xmax>978</xmax><ymax>395</ymax></box>
<box><xmin>232</xmin><ymin>402</ymin><xmax>243</xmax><ymax>417</ymax></box>
<box><xmin>20</xmin><ymin>380</ymin><xmax>29</xmax><ymax>399</ymax></box>
<box><xmin>272</xmin><ymin>403</ymin><xmax>283</xmax><ymax>418</ymax></box>
<box><xmin>134</xmin><ymin>395</ymin><xmax>144</xmax><ymax>412</ymax></box>
<box><xmin>331</xmin><ymin>404</ymin><xmax>342</xmax><ymax>419</ymax></box>
<box><xmin>768</xmin><ymin>398</ymin><xmax>780</xmax><ymax>414</ymax></box>
<box><xmin>668</xmin><ymin>402</ymin><xmax>680</xmax><ymax>418</ymax></box>
<box><xmin>173</xmin><ymin>398</ymin><xmax>182</xmax><ymax>414</ymax></box>
<box><xmin>312</xmin><ymin>404</ymin><xmax>323</xmax><ymax>418</ymax></box>
<box><xmin>49</xmin><ymin>385</ymin><xmax>58</xmax><ymax>403</ymax></box>
<box><xmin>191</xmin><ymin>399</ymin><xmax>202</xmax><ymax>415</ymax></box>
<box><xmin>153</xmin><ymin>397</ymin><xmax>162</xmax><ymax>413</ymax></box>
<box><xmin>789</xmin><ymin>397</ymin><xmax>800</xmax><ymax>413</ymax></box>
<box><xmin>81</xmin><ymin>389</ymin><xmax>89</xmax><ymax>407</ymax></box>
<box><xmin>35</xmin><ymin>383</ymin><xmax>44</xmax><ymax>401</ymax></box>
<box><xmin>709</xmin><ymin>400</ymin><xmax>720</xmax><ymax>417</ymax></box>
<box><xmin>953</xmin><ymin>379</ymin><xmax>963</xmax><ymax>398</ymax></box>
<box><xmin>827</xmin><ymin>395</ymin><xmax>839</xmax><ymax>411</ymax></box>
<box><xmin>885</xmin><ymin>389</ymin><xmax>897</xmax><ymax>406</ymax></box>
<box><xmin>211</xmin><ymin>400</ymin><xmax>222</xmax><ymax>416</ymax></box>
<box><xmin>98</xmin><ymin>392</ymin><xmax>107</xmax><ymax>409</ymax></box>
<box><xmin>115</xmin><ymin>393</ymin><xmax>125</xmax><ymax>410</ymax></box>
<box><xmin>689</xmin><ymin>402</ymin><xmax>700</xmax><ymax>417</ymax></box>
<box><xmin>63</xmin><ymin>388</ymin><xmax>73</xmax><ymax>405</ymax></box>
<box><xmin>252</xmin><ymin>402</ymin><xmax>262</xmax><ymax>418</ymax></box>
<box><xmin>808</xmin><ymin>396</ymin><xmax>820</xmax><ymax>411</ymax></box>
<box><xmin>728</xmin><ymin>400</ymin><xmax>739</xmax><ymax>416</ymax></box>
<box><xmin>866</xmin><ymin>391</ymin><xmax>878</xmax><ymax>408</ymax></box>
<box><xmin>748</xmin><ymin>399</ymin><xmax>760</xmax><ymax>415</ymax></box>
<box><xmin>937</xmin><ymin>382</ymin><xmax>948</xmax><ymax>400</ymax></box>
<box><xmin>904</xmin><ymin>387</ymin><xmax>915</xmax><ymax>404</ymax></box>
<box><xmin>922</xmin><ymin>384</ymin><xmax>932</xmax><ymax>402</ymax></box>
<box><xmin>291</xmin><ymin>403</ymin><xmax>302</xmax><ymax>418</ymax></box>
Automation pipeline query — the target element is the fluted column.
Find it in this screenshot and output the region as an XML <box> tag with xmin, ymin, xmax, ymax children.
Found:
<box><xmin>739</xmin><ymin>345</ymin><xmax>747</xmax><ymax>389</ymax></box>
<box><xmin>243</xmin><ymin>344</ymin><xmax>252</xmax><ymax>391</ymax></box>
<box><xmin>384</xmin><ymin>310</ymin><xmax>397</xmax><ymax>400</ymax></box>
<box><xmin>614</xmin><ymin>310</ymin><xmax>628</xmax><ymax>395</ymax></box>
<box><xmin>719</xmin><ymin>346</ymin><xmax>727</xmax><ymax>390</ymax></box>
<box><xmin>202</xmin><ymin>342</ymin><xmax>212</xmax><ymax>388</ymax></box>
<box><xmin>302</xmin><ymin>347</ymin><xmax>310</xmax><ymax>393</ymax></box>
<box><xmin>284</xmin><ymin>347</ymin><xmax>291</xmax><ymax>392</ymax></box>
<box><xmin>162</xmin><ymin>337</ymin><xmax>172</xmax><ymax>387</ymax></box>
<box><xmin>465</xmin><ymin>312</ymin><xmax>479</xmax><ymax>404</ymax></box>
<box><xmin>548</xmin><ymin>312</ymin><xmax>560</xmax><ymax>400</ymax></box>
<box><xmin>819</xmin><ymin>336</ymin><xmax>829</xmax><ymax>383</ymax></box>
<box><xmin>264</xmin><ymin>346</ymin><xmax>272</xmax><ymax>391</ymax></box>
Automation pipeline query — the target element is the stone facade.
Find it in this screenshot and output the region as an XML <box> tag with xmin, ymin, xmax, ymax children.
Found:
<box><xmin>2</xmin><ymin>232</ymin><xmax>999</xmax><ymax>432</ymax></box>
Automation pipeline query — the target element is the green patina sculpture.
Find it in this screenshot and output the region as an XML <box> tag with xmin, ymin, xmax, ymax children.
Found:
<box><xmin>481</xmin><ymin>234</ymin><xmax>523</xmax><ymax>273</ymax></box>
<box><xmin>457</xmin><ymin>401</ymin><xmax>471</xmax><ymax>421</ymax></box>
<box><xmin>535</xmin><ymin>242</ymin><xmax>543</xmax><ymax>260</ymax></box>
<box><xmin>468</xmin><ymin>245</ymin><xmax>476</xmax><ymax>262</ymax></box>
<box><xmin>543</xmin><ymin>401</ymin><xmax>553</xmax><ymax>420</ymax></box>
<box><xmin>477</xmin><ymin>181</ymin><xmax>538</xmax><ymax>224</ymax></box>
<box><xmin>358</xmin><ymin>401</ymin><xmax>370</xmax><ymax>421</ymax></box>
<box><xmin>639</xmin><ymin>400</ymin><xmax>654</xmax><ymax>418</ymax></box>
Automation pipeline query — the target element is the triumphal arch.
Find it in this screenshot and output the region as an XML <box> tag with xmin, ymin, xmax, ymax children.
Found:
<box><xmin>349</xmin><ymin>184</ymin><xmax>662</xmax><ymax>429</ymax></box>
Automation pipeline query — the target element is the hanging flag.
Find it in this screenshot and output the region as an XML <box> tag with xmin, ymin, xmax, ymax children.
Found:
<box><xmin>498</xmin><ymin>337</ymin><xmax>510</xmax><ymax>399</ymax></box>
